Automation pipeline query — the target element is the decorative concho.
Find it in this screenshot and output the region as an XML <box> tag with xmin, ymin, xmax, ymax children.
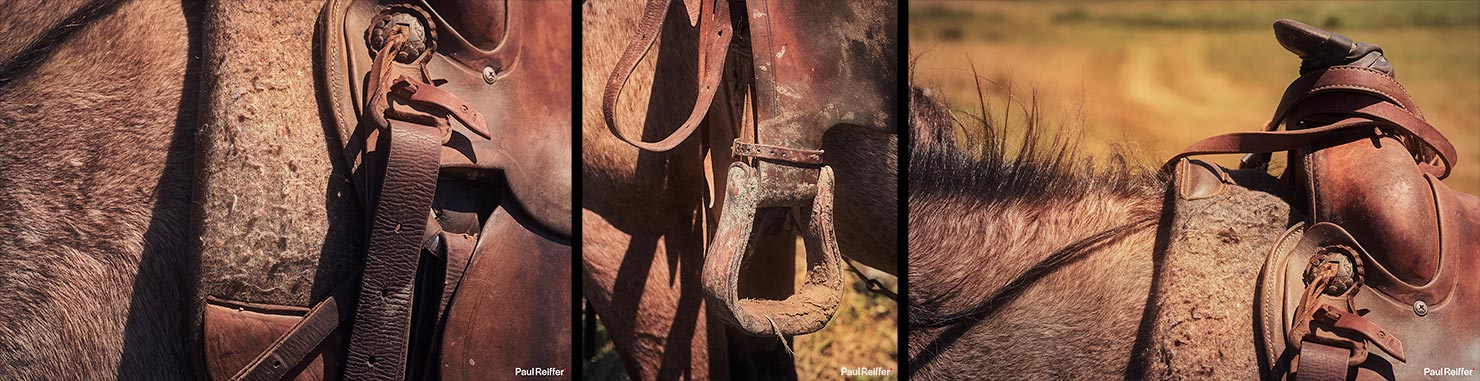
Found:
<box><xmin>1303</xmin><ymin>244</ymin><xmax>1362</xmax><ymax>297</ymax></box>
<box><xmin>366</xmin><ymin>3</ymin><xmax>437</xmax><ymax>64</ymax></box>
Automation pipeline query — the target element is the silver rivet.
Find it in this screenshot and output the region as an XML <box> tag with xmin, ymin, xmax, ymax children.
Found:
<box><xmin>1414</xmin><ymin>300</ymin><xmax>1428</xmax><ymax>316</ymax></box>
<box><xmin>482</xmin><ymin>66</ymin><xmax>497</xmax><ymax>84</ymax></box>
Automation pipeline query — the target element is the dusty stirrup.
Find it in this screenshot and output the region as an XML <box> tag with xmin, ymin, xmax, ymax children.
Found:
<box><xmin>703</xmin><ymin>163</ymin><xmax>844</xmax><ymax>336</ymax></box>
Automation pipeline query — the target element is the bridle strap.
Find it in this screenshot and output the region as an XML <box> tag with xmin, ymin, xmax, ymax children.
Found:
<box><xmin>601</xmin><ymin>0</ymin><xmax>732</xmax><ymax>152</ymax></box>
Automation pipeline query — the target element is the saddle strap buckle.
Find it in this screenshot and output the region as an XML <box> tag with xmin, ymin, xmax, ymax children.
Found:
<box><xmin>1313</xmin><ymin>305</ymin><xmax>1406</xmax><ymax>362</ymax></box>
<box><xmin>702</xmin><ymin>162</ymin><xmax>844</xmax><ymax>337</ymax></box>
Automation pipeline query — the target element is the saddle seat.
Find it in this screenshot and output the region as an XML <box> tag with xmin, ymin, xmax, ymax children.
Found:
<box><xmin>1166</xmin><ymin>19</ymin><xmax>1479</xmax><ymax>380</ymax></box>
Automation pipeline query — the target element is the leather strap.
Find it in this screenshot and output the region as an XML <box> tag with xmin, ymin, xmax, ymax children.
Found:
<box><xmin>344</xmin><ymin>121</ymin><xmax>443</xmax><ymax>381</ymax></box>
<box><xmin>1288</xmin><ymin>94</ymin><xmax>1454</xmax><ymax>177</ymax></box>
<box><xmin>229</xmin><ymin>274</ymin><xmax>360</xmax><ymax>381</ymax></box>
<box><xmin>732</xmin><ymin>141</ymin><xmax>824</xmax><ymax>165</ymax></box>
<box><xmin>1267</xmin><ymin>66</ymin><xmax>1424</xmax><ymax>131</ymax></box>
<box><xmin>1166</xmin><ymin>118</ymin><xmax>1378</xmax><ymax>170</ymax></box>
<box><xmin>1317</xmin><ymin>306</ymin><xmax>1406</xmax><ymax>362</ymax></box>
<box><xmin>1166</xmin><ymin>67</ymin><xmax>1456</xmax><ymax>178</ymax></box>
<box><xmin>1296</xmin><ymin>341</ymin><xmax>1350</xmax><ymax>381</ymax></box>
<box><xmin>601</xmin><ymin>0</ymin><xmax>732</xmax><ymax>152</ymax></box>
<box><xmin>390</xmin><ymin>75</ymin><xmax>491</xmax><ymax>140</ymax></box>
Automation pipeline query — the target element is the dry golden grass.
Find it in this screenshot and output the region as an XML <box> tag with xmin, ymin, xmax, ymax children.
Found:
<box><xmin>911</xmin><ymin>1</ymin><xmax>1480</xmax><ymax>194</ymax></box>
<box><xmin>793</xmin><ymin>258</ymin><xmax>898</xmax><ymax>381</ymax></box>
<box><xmin>581</xmin><ymin>242</ymin><xmax>899</xmax><ymax>380</ymax></box>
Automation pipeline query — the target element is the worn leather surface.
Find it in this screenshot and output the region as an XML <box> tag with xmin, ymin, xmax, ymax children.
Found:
<box><xmin>1261</xmin><ymin>220</ymin><xmax>1480</xmax><ymax>380</ymax></box>
<box><xmin>1274</xmin><ymin>22</ymin><xmax>1480</xmax><ymax>380</ymax></box>
<box><xmin>203</xmin><ymin>0</ymin><xmax>572</xmax><ymax>379</ymax></box>
<box><xmin>1295</xmin><ymin>341</ymin><xmax>1351</xmax><ymax>381</ymax></box>
<box><xmin>231</xmin><ymin>277</ymin><xmax>359</xmax><ymax>381</ymax></box>
<box><xmin>312</xmin><ymin>0</ymin><xmax>573</xmax><ymax>379</ymax></box>
<box><xmin>343</xmin><ymin>121</ymin><xmax>442</xmax><ymax>381</ymax></box>
<box><xmin>740</xmin><ymin>0</ymin><xmax>897</xmax><ymax>205</ymax></box>
<box><xmin>1168</xmin><ymin>19</ymin><xmax>1480</xmax><ymax>381</ymax></box>
<box><xmin>205</xmin><ymin>299</ymin><xmax>344</xmax><ymax>381</ymax></box>
<box><xmin>320</xmin><ymin>0</ymin><xmax>572</xmax><ymax>240</ymax></box>
<box><xmin>704</xmin><ymin>0</ymin><xmax>897</xmax><ymax>338</ymax></box>
<box><xmin>703</xmin><ymin>164</ymin><xmax>844</xmax><ymax>336</ymax></box>
<box><xmin>440</xmin><ymin>208</ymin><xmax>572</xmax><ymax>380</ymax></box>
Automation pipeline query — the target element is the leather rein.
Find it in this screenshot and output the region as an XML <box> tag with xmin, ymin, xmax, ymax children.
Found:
<box><xmin>602</xmin><ymin>0</ymin><xmax>854</xmax><ymax>337</ymax></box>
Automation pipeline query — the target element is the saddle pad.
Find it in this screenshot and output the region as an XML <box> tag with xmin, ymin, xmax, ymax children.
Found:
<box><xmin>1138</xmin><ymin>159</ymin><xmax>1304</xmax><ymax>379</ymax></box>
<box><xmin>194</xmin><ymin>0</ymin><xmax>363</xmax><ymax>310</ymax></box>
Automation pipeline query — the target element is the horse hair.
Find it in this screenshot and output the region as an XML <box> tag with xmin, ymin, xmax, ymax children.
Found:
<box><xmin>908</xmin><ymin>84</ymin><xmax>1158</xmax><ymax>214</ymax></box>
<box><xmin>0</xmin><ymin>0</ymin><xmax>127</xmax><ymax>91</ymax></box>
<box><xmin>899</xmin><ymin>74</ymin><xmax>1166</xmax><ymax>376</ymax></box>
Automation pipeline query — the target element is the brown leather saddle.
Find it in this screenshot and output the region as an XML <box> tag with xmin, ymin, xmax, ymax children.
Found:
<box><xmin>602</xmin><ymin>0</ymin><xmax>897</xmax><ymax>337</ymax></box>
<box><xmin>202</xmin><ymin>1</ymin><xmax>572</xmax><ymax>380</ymax></box>
<box><xmin>1167</xmin><ymin>19</ymin><xmax>1479</xmax><ymax>381</ymax></box>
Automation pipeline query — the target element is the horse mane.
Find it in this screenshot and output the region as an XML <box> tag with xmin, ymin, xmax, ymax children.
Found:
<box><xmin>0</xmin><ymin>0</ymin><xmax>127</xmax><ymax>91</ymax></box>
<box><xmin>906</xmin><ymin>82</ymin><xmax>1164</xmax><ymax>329</ymax></box>
<box><xmin>908</xmin><ymin>84</ymin><xmax>1158</xmax><ymax>211</ymax></box>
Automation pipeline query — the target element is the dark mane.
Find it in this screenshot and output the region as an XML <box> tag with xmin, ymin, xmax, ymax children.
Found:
<box><xmin>0</xmin><ymin>0</ymin><xmax>126</xmax><ymax>91</ymax></box>
<box><xmin>906</xmin><ymin>84</ymin><xmax>1164</xmax><ymax>331</ymax></box>
<box><xmin>908</xmin><ymin>85</ymin><xmax>1160</xmax><ymax>209</ymax></box>
<box><xmin>906</xmin><ymin>83</ymin><xmax>1168</xmax><ymax>376</ymax></box>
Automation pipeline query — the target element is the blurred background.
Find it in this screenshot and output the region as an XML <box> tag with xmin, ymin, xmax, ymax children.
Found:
<box><xmin>910</xmin><ymin>1</ymin><xmax>1480</xmax><ymax>194</ymax></box>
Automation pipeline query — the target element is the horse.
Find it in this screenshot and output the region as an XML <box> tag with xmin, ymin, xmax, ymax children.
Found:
<box><xmin>581</xmin><ymin>0</ymin><xmax>900</xmax><ymax>378</ymax></box>
<box><xmin>0</xmin><ymin>0</ymin><xmax>571</xmax><ymax>379</ymax></box>
<box><xmin>906</xmin><ymin>21</ymin><xmax>1479</xmax><ymax>381</ymax></box>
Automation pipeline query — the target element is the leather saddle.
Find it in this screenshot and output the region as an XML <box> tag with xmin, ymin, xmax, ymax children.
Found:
<box><xmin>602</xmin><ymin>0</ymin><xmax>897</xmax><ymax>337</ymax></box>
<box><xmin>1167</xmin><ymin>19</ymin><xmax>1479</xmax><ymax>381</ymax></box>
<box><xmin>201</xmin><ymin>1</ymin><xmax>571</xmax><ymax>380</ymax></box>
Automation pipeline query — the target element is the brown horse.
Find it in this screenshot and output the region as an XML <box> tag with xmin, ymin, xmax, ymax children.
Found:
<box><xmin>0</xmin><ymin>0</ymin><xmax>570</xmax><ymax>379</ymax></box>
<box><xmin>0</xmin><ymin>1</ymin><xmax>200</xmax><ymax>378</ymax></box>
<box><xmin>582</xmin><ymin>0</ymin><xmax>899</xmax><ymax>379</ymax></box>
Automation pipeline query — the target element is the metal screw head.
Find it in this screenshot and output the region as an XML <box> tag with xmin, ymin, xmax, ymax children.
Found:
<box><xmin>1414</xmin><ymin>300</ymin><xmax>1428</xmax><ymax>316</ymax></box>
<box><xmin>482</xmin><ymin>66</ymin><xmax>497</xmax><ymax>84</ymax></box>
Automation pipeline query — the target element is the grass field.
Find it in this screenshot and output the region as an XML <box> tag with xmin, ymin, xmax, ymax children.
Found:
<box><xmin>581</xmin><ymin>247</ymin><xmax>898</xmax><ymax>380</ymax></box>
<box><xmin>911</xmin><ymin>1</ymin><xmax>1480</xmax><ymax>194</ymax></box>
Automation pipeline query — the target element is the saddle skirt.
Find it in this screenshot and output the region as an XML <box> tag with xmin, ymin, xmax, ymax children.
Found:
<box><xmin>201</xmin><ymin>1</ymin><xmax>571</xmax><ymax>380</ymax></box>
<box><xmin>1161</xmin><ymin>19</ymin><xmax>1480</xmax><ymax>381</ymax></box>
